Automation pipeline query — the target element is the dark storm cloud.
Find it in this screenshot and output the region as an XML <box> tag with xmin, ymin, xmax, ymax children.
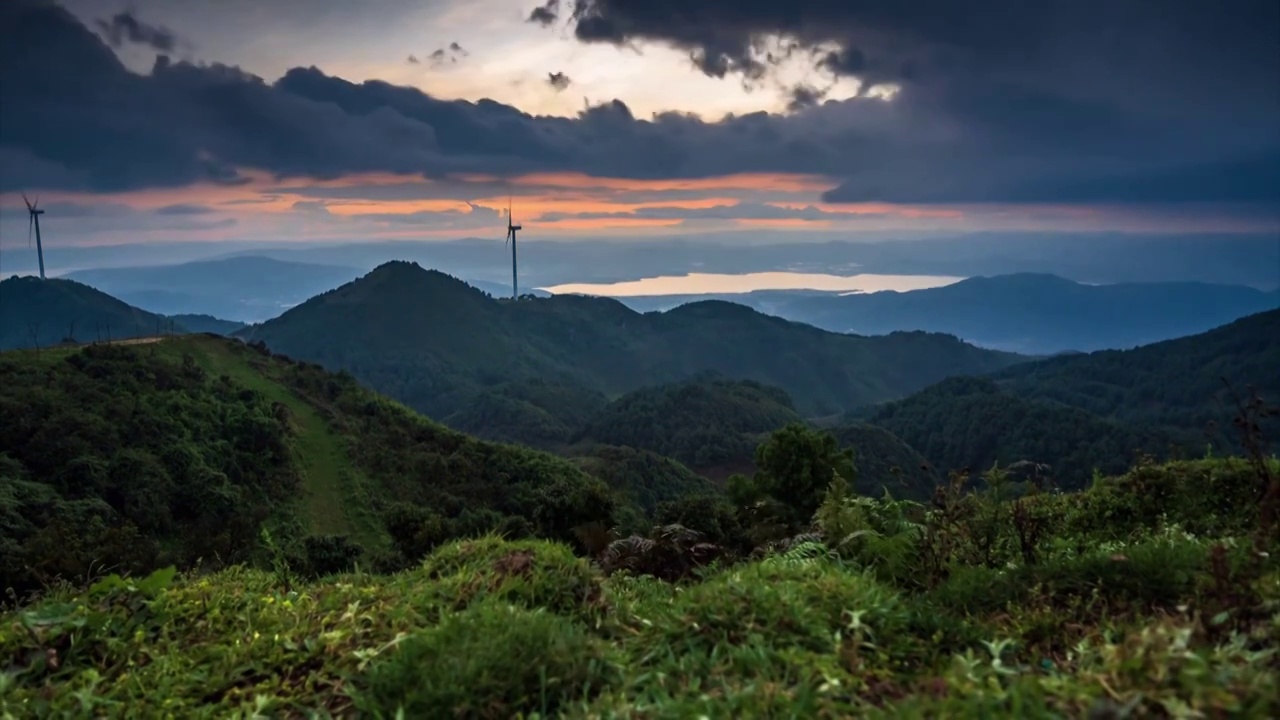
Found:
<box><xmin>1</xmin><ymin>0</ymin><xmax>1277</xmax><ymax>209</ymax></box>
<box><xmin>786</xmin><ymin>85</ymin><xmax>827</xmax><ymax>112</ymax></box>
<box><xmin>547</xmin><ymin>71</ymin><xmax>572</xmax><ymax>91</ymax></box>
<box><xmin>543</xmin><ymin>0</ymin><xmax>1280</xmax><ymax>205</ymax></box>
<box><xmin>428</xmin><ymin>41</ymin><xmax>468</xmax><ymax>67</ymax></box>
<box><xmin>527</xmin><ymin>0</ymin><xmax>559</xmax><ymax>27</ymax></box>
<box><xmin>95</xmin><ymin>9</ymin><xmax>177</xmax><ymax>51</ymax></box>
<box><xmin>540</xmin><ymin>201</ymin><xmax>880</xmax><ymax>222</ymax></box>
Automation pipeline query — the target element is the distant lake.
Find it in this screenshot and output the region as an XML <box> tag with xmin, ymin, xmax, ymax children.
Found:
<box><xmin>541</xmin><ymin>271</ymin><xmax>966</xmax><ymax>297</ymax></box>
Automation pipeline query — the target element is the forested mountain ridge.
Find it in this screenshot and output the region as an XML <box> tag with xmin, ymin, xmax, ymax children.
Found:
<box><xmin>865</xmin><ymin>376</ymin><xmax>1183</xmax><ymax>490</ymax></box>
<box><xmin>990</xmin><ymin>307</ymin><xmax>1280</xmax><ymax>431</ymax></box>
<box><xmin>237</xmin><ymin>261</ymin><xmax>1028</xmax><ymax>419</ymax></box>
<box><xmin>858</xmin><ymin>308</ymin><xmax>1280</xmax><ymax>489</ymax></box>
<box><xmin>572</xmin><ymin>375</ymin><xmax>802</xmax><ymax>471</ymax></box>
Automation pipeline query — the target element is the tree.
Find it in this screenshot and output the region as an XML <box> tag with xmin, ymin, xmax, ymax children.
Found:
<box><xmin>731</xmin><ymin>423</ymin><xmax>857</xmax><ymax>532</ymax></box>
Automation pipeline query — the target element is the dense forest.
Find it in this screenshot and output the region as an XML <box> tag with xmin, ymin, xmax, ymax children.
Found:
<box><xmin>991</xmin><ymin>308</ymin><xmax>1280</xmax><ymax>434</ymax></box>
<box><xmin>864</xmin><ymin>376</ymin><xmax>1183</xmax><ymax>490</ymax></box>
<box><xmin>0</xmin><ymin>337</ymin><xmax>618</xmax><ymax>596</ymax></box>
<box><xmin>237</xmin><ymin>262</ymin><xmax>1026</xmax><ymax>419</ymax></box>
<box><xmin>851</xmin><ymin>309</ymin><xmax>1280</xmax><ymax>488</ymax></box>
<box><xmin>573</xmin><ymin>375</ymin><xmax>801</xmax><ymax>471</ymax></box>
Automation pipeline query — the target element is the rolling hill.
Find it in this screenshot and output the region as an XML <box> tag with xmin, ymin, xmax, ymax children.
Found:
<box><xmin>825</xmin><ymin>422</ymin><xmax>939</xmax><ymax>500</ymax></box>
<box><xmin>609</xmin><ymin>274</ymin><xmax>1280</xmax><ymax>354</ymax></box>
<box><xmin>858</xmin><ymin>308</ymin><xmax>1280</xmax><ymax>488</ymax></box>
<box><xmin>64</xmin><ymin>256</ymin><xmax>363</xmax><ymax>322</ymax></box>
<box><xmin>442</xmin><ymin>378</ymin><xmax>609</xmax><ymax>448</ymax></box>
<box><xmin>0</xmin><ymin>275</ymin><xmax>179</xmax><ymax>350</ymax></box>
<box><xmin>988</xmin><ymin>307</ymin><xmax>1280</xmax><ymax>432</ymax></box>
<box><xmin>864</xmin><ymin>376</ymin><xmax>1182</xmax><ymax>490</ymax></box>
<box><xmin>238</xmin><ymin>261</ymin><xmax>1028</xmax><ymax>419</ymax></box>
<box><xmin>573</xmin><ymin>375</ymin><xmax>802</xmax><ymax>472</ymax></box>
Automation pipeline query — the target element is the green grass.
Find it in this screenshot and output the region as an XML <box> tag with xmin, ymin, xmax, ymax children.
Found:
<box><xmin>4</xmin><ymin>456</ymin><xmax>1278</xmax><ymax>718</ymax></box>
<box><xmin>161</xmin><ymin>337</ymin><xmax>385</xmax><ymax>550</ymax></box>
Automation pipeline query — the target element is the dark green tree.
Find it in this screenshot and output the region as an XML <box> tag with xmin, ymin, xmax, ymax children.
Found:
<box><xmin>730</xmin><ymin>423</ymin><xmax>857</xmax><ymax>533</ymax></box>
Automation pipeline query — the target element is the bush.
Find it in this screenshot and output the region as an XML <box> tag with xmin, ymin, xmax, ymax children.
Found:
<box><xmin>353</xmin><ymin>601</ymin><xmax>617</xmax><ymax>719</ymax></box>
<box><xmin>416</xmin><ymin>535</ymin><xmax>606</xmax><ymax>622</ymax></box>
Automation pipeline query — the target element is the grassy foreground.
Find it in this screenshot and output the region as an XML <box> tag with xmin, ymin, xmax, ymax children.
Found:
<box><xmin>3</xmin><ymin>458</ymin><xmax>1279</xmax><ymax>718</ymax></box>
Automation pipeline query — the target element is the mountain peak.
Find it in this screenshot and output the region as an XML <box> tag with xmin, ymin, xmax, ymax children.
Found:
<box><xmin>355</xmin><ymin>262</ymin><xmax>484</xmax><ymax>299</ymax></box>
<box><xmin>961</xmin><ymin>273</ymin><xmax>1080</xmax><ymax>287</ymax></box>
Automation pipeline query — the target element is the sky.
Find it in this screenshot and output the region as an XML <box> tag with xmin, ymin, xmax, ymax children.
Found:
<box><xmin>0</xmin><ymin>0</ymin><xmax>1277</xmax><ymax>253</ymax></box>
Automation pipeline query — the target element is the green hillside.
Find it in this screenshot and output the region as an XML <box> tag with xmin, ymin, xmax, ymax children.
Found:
<box><xmin>855</xmin><ymin>309</ymin><xmax>1280</xmax><ymax>488</ymax></box>
<box><xmin>443</xmin><ymin>378</ymin><xmax>609</xmax><ymax>448</ymax></box>
<box><xmin>575</xmin><ymin>375</ymin><xmax>802</xmax><ymax>471</ymax></box>
<box><xmin>826</xmin><ymin>422</ymin><xmax>939</xmax><ymax>500</ymax></box>
<box><xmin>0</xmin><ymin>335</ymin><xmax>617</xmax><ymax>597</ymax></box>
<box><xmin>237</xmin><ymin>262</ymin><xmax>1027</xmax><ymax>419</ymax></box>
<box><xmin>570</xmin><ymin>444</ymin><xmax>715</xmax><ymax>515</ymax></box>
<box><xmin>992</xmin><ymin>308</ymin><xmax>1280</xmax><ymax>434</ymax></box>
<box><xmin>0</xmin><ymin>276</ymin><xmax>179</xmax><ymax>350</ymax></box>
<box><xmin>865</xmin><ymin>377</ymin><xmax>1181</xmax><ymax>490</ymax></box>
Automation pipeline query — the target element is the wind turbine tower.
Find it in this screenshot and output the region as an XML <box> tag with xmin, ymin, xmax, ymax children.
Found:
<box><xmin>505</xmin><ymin>196</ymin><xmax>522</xmax><ymax>299</ymax></box>
<box><xmin>23</xmin><ymin>194</ymin><xmax>47</xmax><ymax>280</ymax></box>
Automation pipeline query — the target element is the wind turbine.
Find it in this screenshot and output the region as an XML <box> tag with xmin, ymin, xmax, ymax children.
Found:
<box><xmin>504</xmin><ymin>195</ymin><xmax>522</xmax><ymax>300</ymax></box>
<box><xmin>23</xmin><ymin>193</ymin><xmax>47</xmax><ymax>280</ymax></box>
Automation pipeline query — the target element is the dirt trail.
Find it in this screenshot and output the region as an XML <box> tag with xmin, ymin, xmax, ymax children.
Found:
<box><xmin>102</xmin><ymin>336</ymin><xmax>165</xmax><ymax>346</ymax></box>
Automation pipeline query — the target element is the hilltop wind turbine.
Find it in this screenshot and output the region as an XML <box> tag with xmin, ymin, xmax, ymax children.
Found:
<box><xmin>23</xmin><ymin>193</ymin><xmax>47</xmax><ymax>280</ymax></box>
<box><xmin>504</xmin><ymin>195</ymin><xmax>522</xmax><ymax>300</ymax></box>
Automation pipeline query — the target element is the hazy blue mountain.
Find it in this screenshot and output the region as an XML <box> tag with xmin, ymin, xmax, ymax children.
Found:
<box><xmin>64</xmin><ymin>256</ymin><xmax>363</xmax><ymax>322</ymax></box>
<box><xmin>611</xmin><ymin>274</ymin><xmax>1279</xmax><ymax>354</ymax></box>
<box><xmin>167</xmin><ymin>314</ymin><xmax>247</xmax><ymax>336</ymax></box>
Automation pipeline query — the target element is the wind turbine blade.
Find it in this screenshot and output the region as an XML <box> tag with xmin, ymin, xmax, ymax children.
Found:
<box><xmin>22</xmin><ymin>193</ymin><xmax>31</xmax><ymax>211</ymax></box>
<box><xmin>28</xmin><ymin>214</ymin><xmax>33</xmax><ymax>248</ymax></box>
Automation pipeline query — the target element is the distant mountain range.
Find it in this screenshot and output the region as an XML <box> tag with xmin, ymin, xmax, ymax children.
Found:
<box><xmin>611</xmin><ymin>273</ymin><xmax>1278</xmax><ymax>353</ymax></box>
<box><xmin>64</xmin><ymin>256</ymin><xmax>364</xmax><ymax>323</ymax></box>
<box><xmin>237</xmin><ymin>261</ymin><xmax>1026</xmax><ymax>418</ymax></box>
<box><xmin>54</xmin><ymin>255</ymin><xmax>1277</xmax><ymax>354</ymax></box>
<box><xmin>6</xmin><ymin>262</ymin><xmax>1275</xmax><ymax>505</ymax></box>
